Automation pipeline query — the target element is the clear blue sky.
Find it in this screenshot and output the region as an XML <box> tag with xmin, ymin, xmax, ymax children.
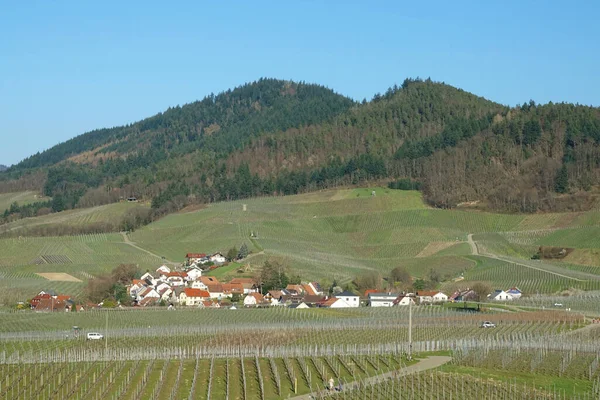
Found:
<box><xmin>1</xmin><ymin>0</ymin><xmax>599</xmax><ymax>166</ymax></box>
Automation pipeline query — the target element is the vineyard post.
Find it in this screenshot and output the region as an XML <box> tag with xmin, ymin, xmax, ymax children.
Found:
<box><xmin>294</xmin><ymin>377</ymin><xmax>297</xmax><ymax>394</ymax></box>
<box><xmin>408</xmin><ymin>300</ymin><xmax>413</xmax><ymax>361</ymax></box>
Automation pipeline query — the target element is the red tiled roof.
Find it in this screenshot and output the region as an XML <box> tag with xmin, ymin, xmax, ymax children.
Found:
<box><xmin>222</xmin><ymin>283</ymin><xmax>244</xmax><ymax>294</ymax></box>
<box><xmin>247</xmin><ymin>292</ymin><xmax>264</xmax><ymax>301</ymax></box>
<box><xmin>183</xmin><ymin>288</ymin><xmax>210</xmax><ymax>298</ymax></box>
<box><xmin>200</xmin><ymin>276</ymin><xmax>220</xmax><ymax>285</ymax></box>
<box><xmin>186</xmin><ymin>253</ymin><xmax>207</xmax><ymax>258</ymax></box>
<box><xmin>207</xmin><ymin>284</ymin><xmax>224</xmax><ymax>293</ymax></box>
<box><xmin>364</xmin><ymin>289</ymin><xmax>379</xmax><ymax>297</ymax></box>
<box><xmin>416</xmin><ymin>291</ymin><xmax>439</xmax><ymax>297</ymax></box>
<box><xmin>303</xmin><ymin>284</ymin><xmax>316</xmax><ymax>296</ymax></box>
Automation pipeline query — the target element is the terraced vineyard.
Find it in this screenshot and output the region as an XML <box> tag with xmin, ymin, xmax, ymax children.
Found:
<box><xmin>0</xmin><ymin>202</ymin><xmax>147</xmax><ymax>236</ymax></box>
<box><xmin>0</xmin><ymin>233</ymin><xmax>160</xmax><ymax>305</ymax></box>
<box><xmin>129</xmin><ymin>188</ymin><xmax>600</xmax><ymax>293</ymax></box>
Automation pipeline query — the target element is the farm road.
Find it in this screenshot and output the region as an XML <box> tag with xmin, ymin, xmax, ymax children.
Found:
<box><xmin>289</xmin><ymin>355</ymin><xmax>451</xmax><ymax>399</ymax></box>
<box><xmin>467</xmin><ymin>234</ymin><xmax>587</xmax><ymax>281</ymax></box>
<box><xmin>120</xmin><ymin>232</ymin><xmax>179</xmax><ymax>265</ymax></box>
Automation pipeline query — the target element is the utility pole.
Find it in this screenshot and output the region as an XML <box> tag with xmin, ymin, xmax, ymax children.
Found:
<box><xmin>408</xmin><ymin>299</ymin><xmax>412</xmax><ymax>361</ymax></box>
<box><xmin>105</xmin><ymin>310</ymin><xmax>108</xmax><ymax>353</ymax></box>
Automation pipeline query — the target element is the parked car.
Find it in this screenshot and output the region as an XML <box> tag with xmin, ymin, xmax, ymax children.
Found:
<box><xmin>87</xmin><ymin>332</ymin><xmax>104</xmax><ymax>340</ymax></box>
<box><xmin>554</xmin><ymin>303</ymin><xmax>563</xmax><ymax>307</ymax></box>
<box><xmin>480</xmin><ymin>321</ymin><xmax>496</xmax><ymax>328</ymax></box>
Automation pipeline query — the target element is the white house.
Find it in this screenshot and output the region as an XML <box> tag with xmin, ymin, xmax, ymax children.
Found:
<box><xmin>368</xmin><ymin>293</ymin><xmax>399</xmax><ymax>307</ymax></box>
<box><xmin>191</xmin><ymin>280</ymin><xmax>206</xmax><ymax>290</ymax></box>
<box><xmin>186</xmin><ymin>267</ymin><xmax>203</xmax><ymax>281</ymax></box>
<box><xmin>489</xmin><ymin>290</ymin><xmax>514</xmax><ymax>301</ymax></box>
<box><xmin>417</xmin><ymin>291</ymin><xmax>448</xmax><ymax>304</ymax></box>
<box><xmin>178</xmin><ymin>288</ymin><xmax>209</xmax><ymax>306</ymax></box>
<box><xmin>506</xmin><ymin>287</ymin><xmax>522</xmax><ymax>299</ymax></box>
<box><xmin>156</xmin><ymin>265</ymin><xmax>171</xmax><ymax>275</ymax></box>
<box><xmin>137</xmin><ymin>287</ymin><xmax>160</xmax><ymax>302</ymax></box>
<box><xmin>334</xmin><ymin>291</ymin><xmax>360</xmax><ymax>308</ymax></box>
<box><xmin>210</xmin><ymin>252</ymin><xmax>227</xmax><ymax>264</ymax></box>
<box><xmin>432</xmin><ymin>292</ymin><xmax>449</xmax><ymax>303</ymax></box>
<box><xmin>322</xmin><ymin>297</ymin><xmax>351</xmax><ymax>308</ymax></box>
<box><xmin>243</xmin><ymin>292</ymin><xmax>264</xmax><ymax>307</ymax></box>
<box><xmin>393</xmin><ymin>295</ymin><xmax>416</xmax><ymax>306</ymax></box>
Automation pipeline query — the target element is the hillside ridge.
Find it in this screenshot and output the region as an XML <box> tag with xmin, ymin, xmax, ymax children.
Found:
<box><xmin>1</xmin><ymin>77</ymin><xmax>600</xmax><ymax>218</ymax></box>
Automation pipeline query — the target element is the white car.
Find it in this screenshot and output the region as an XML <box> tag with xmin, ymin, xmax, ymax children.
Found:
<box><xmin>554</xmin><ymin>303</ymin><xmax>563</xmax><ymax>307</ymax></box>
<box><xmin>480</xmin><ymin>321</ymin><xmax>496</xmax><ymax>328</ymax></box>
<box><xmin>87</xmin><ymin>332</ymin><xmax>104</xmax><ymax>340</ymax></box>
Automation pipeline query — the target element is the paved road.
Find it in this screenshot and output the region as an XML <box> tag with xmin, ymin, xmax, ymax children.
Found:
<box><xmin>467</xmin><ymin>233</ymin><xmax>583</xmax><ymax>281</ymax></box>
<box><xmin>288</xmin><ymin>355</ymin><xmax>451</xmax><ymax>399</ymax></box>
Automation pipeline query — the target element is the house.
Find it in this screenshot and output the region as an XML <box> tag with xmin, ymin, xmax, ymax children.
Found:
<box><xmin>35</xmin><ymin>298</ymin><xmax>70</xmax><ymax>312</ymax></box>
<box><xmin>199</xmin><ymin>300</ymin><xmax>221</xmax><ymax>308</ymax></box>
<box><xmin>137</xmin><ymin>287</ymin><xmax>160</xmax><ymax>302</ymax></box>
<box><xmin>334</xmin><ymin>291</ymin><xmax>360</xmax><ymax>308</ymax></box>
<box><xmin>321</xmin><ymin>297</ymin><xmax>351</xmax><ymax>308</ymax></box>
<box><xmin>302</xmin><ymin>282</ymin><xmax>323</xmax><ymax>296</ymax></box>
<box><xmin>166</xmin><ymin>272</ymin><xmax>187</xmax><ymax>287</ymax></box>
<box><xmin>138</xmin><ymin>297</ymin><xmax>158</xmax><ymax>307</ymax></box>
<box><xmin>488</xmin><ymin>290</ymin><xmax>514</xmax><ymax>301</ymax></box>
<box><xmin>393</xmin><ymin>295</ymin><xmax>416</xmax><ymax>306</ymax></box>
<box><xmin>230</xmin><ymin>278</ymin><xmax>258</xmax><ymax>294</ymax></box>
<box><xmin>185</xmin><ymin>267</ymin><xmax>203</xmax><ymax>281</ymax></box>
<box><xmin>206</xmin><ymin>284</ymin><xmax>224</xmax><ymax>299</ymax></box>
<box><xmin>302</xmin><ymin>295</ymin><xmax>326</xmax><ymax>306</ymax></box>
<box><xmin>449</xmin><ymin>289</ymin><xmax>476</xmax><ymax>302</ymax></box>
<box><xmin>243</xmin><ymin>292</ymin><xmax>264</xmax><ymax>307</ymax></box>
<box><xmin>210</xmin><ymin>252</ymin><xmax>227</xmax><ymax>264</ymax></box>
<box><xmin>432</xmin><ymin>291</ymin><xmax>449</xmax><ymax>303</ymax></box>
<box><xmin>506</xmin><ymin>287</ymin><xmax>522</xmax><ymax>299</ymax></box>
<box><xmin>186</xmin><ymin>253</ymin><xmax>207</xmax><ymax>265</ymax></box>
<box><xmin>288</xmin><ymin>302</ymin><xmax>310</xmax><ymax>309</ymax></box>
<box><xmin>286</xmin><ymin>284</ymin><xmax>305</xmax><ymax>295</ymax></box>
<box><xmin>158</xmin><ymin>286</ymin><xmax>173</xmax><ymax>302</ymax></box>
<box><xmin>222</xmin><ymin>283</ymin><xmax>244</xmax><ymax>297</ymax></box>
<box><xmin>30</xmin><ymin>293</ymin><xmax>52</xmax><ymax>309</ymax></box>
<box><xmin>416</xmin><ymin>291</ymin><xmax>448</xmax><ymax>304</ymax></box>
<box><xmin>368</xmin><ymin>292</ymin><xmax>399</xmax><ymax>307</ymax></box>
<box><xmin>156</xmin><ymin>265</ymin><xmax>171</xmax><ymax>275</ymax></box>
<box><xmin>179</xmin><ymin>288</ymin><xmax>210</xmax><ymax>306</ymax></box>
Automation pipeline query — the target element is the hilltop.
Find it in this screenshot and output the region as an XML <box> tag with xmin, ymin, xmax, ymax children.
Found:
<box><xmin>1</xmin><ymin>77</ymin><xmax>600</xmax><ymax>222</ymax></box>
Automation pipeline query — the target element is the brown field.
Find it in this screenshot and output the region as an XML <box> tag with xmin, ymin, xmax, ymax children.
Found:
<box><xmin>416</xmin><ymin>241</ymin><xmax>458</xmax><ymax>257</ymax></box>
<box><xmin>36</xmin><ymin>272</ymin><xmax>82</xmax><ymax>282</ymax></box>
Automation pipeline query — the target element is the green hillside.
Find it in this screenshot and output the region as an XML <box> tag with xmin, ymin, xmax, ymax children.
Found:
<box><xmin>2</xmin><ymin>187</ymin><xmax>600</xmax><ymax>307</ymax></box>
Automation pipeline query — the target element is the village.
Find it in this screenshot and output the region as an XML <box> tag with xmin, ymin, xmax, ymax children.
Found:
<box><xmin>25</xmin><ymin>251</ymin><xmax>526</xmax><ymax>312</ymax></box>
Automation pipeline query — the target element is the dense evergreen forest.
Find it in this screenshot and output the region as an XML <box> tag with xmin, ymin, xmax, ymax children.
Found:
<box><xmin>1</xmin><ymin>77</ymin><xmax>600</xmax><ymax>224</ymax></box>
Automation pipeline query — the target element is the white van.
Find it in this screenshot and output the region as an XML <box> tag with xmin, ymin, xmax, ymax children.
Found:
<box><xmin>87</xmin><ymin>332</ymin><xmax>104</xmax><ymax>340</ymax></box>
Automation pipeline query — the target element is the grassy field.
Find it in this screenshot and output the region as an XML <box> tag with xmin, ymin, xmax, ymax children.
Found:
<box><xmin>0</xmin><ymin>191</ymin><xmax>47</xmax><ymax>212</ymax></box>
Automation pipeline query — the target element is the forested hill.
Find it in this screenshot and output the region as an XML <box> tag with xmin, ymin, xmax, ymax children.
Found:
<box><xmin>2</xmin><ymin>77</ymin><xmax>600</xmax><ymax>217</ymax></box>
<box><xmin>0</xmin><ymin>165</ymin><xmax>7</xmax><ymax>172</ymax></box>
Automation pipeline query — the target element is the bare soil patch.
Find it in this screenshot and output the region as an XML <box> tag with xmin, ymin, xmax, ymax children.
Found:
<box><xmin>36</xmin><ymin>273</ymin><xmax>82</xmax><ymax>282</ymax></box>
<box><xmin>416</xmin><ymin>242</ymin><xmax>457</xmax><ymax>258</ymax></box>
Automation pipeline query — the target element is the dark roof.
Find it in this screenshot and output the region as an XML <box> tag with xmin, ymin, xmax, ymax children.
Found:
<box><xmin>336</xmin><ymin>291</ymin><xmax>358</xmax><ymax>297</ymax></box>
